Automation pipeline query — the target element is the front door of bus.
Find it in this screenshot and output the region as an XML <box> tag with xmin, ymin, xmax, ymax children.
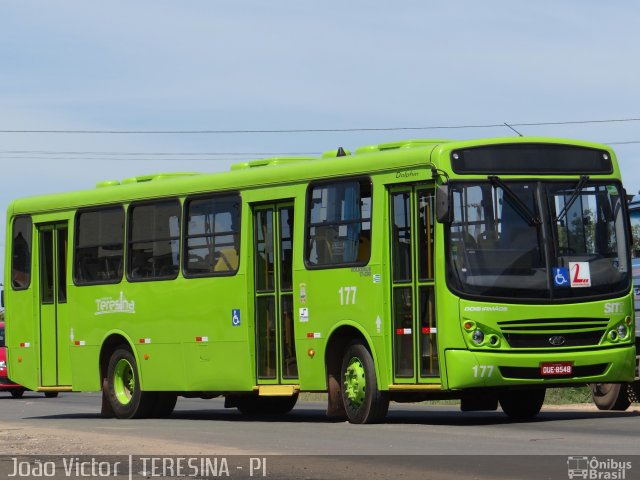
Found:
<box><xmin>38</xmin><ymin>222</ymin><xmax>71</xmax><ymax>387</ymax></box>
<box><xmin>252</xmin><ymin>203</ymin><xmax>298</xmax><ymax>384</ymax></box>
<box><xmin>389</xmin><ymin>186</ymin><xmax>439</xmax><ymax>384</ymax></box>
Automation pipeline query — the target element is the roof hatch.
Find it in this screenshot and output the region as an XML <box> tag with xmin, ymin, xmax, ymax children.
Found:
<box><xmin>230</xmin><ymin>156</ymin><xmax>316</xmax><ymax>170</ymax></box>
<box><xmin>96</xmin><ymin>172</ymin><xmax>200</xmax><ymax>188</ymax></box>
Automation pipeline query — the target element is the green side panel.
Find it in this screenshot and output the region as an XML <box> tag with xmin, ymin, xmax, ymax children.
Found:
<box><xmin>8</xmin><ymin>345</ymin><xmax>37</xmax><ymax>388</ymax></box>
<box><xmin>183</xmin><ymin>343</ymin><xmax>214</xmax><ymax>390</ymax></box>
<box><xmin>66</xmin><ymin>273</ymin><xmax>253</xmax><ymax>392</ymax></box>
<box><xmin>135</xmin><ymin>344</ymin><xmax>187</xmax><ymax>391</ymax></box>
<box><xmin>295</xmin><ymin>338</ymin><xmax>327</xmax><ymax>390</ymax></box>
<box><xmin>183</xmin><ymin>342</ymin><xmax>254</xmax><ymax>391</ymax></box>
<box><xmin>136</xmin><ymin>341</ymin><xmax>254</xmax><ymax>391</ymax></box>
<box><xmin>69</xmin><ymin>346</ymin><xmax>100</xmax><ymax>391</ymax></box>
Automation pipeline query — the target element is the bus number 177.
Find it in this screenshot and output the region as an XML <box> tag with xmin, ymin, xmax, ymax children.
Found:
<box><xmin>338</xmin><ymin>286</ymin><xmax>357</xmax><ymax>305</ymax></box>
<box><xmin>472</xmin><ymin>365</ymin><xmax>494</xmax><ymax>378</ymax></box>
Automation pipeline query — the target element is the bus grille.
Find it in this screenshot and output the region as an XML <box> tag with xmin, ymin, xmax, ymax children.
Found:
<box><xmin>497</xmin><ymin>318</ymin><xmax>608</xmax><ymax>348</ymax></box>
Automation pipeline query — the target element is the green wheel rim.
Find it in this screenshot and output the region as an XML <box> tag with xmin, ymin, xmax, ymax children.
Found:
<box><xmin>344</xmin><ymin>356</ymin><xmax>366</xmax><ymax>408</ymax></box>
<box><xmin>113</xmin><ymin>358</ymin><xmax>135</xmax><ymax>405</ymax></box>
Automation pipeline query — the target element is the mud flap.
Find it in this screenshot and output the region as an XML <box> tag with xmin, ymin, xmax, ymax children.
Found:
<box><xmin>326</xmin><ymin>373</ymin><xmax>347</xmax><ymax>419</ymax></box>
<box><xmin>100</xmin><ymin>377</ymin><xmax>115</xmax><ymax>418</ymax></box>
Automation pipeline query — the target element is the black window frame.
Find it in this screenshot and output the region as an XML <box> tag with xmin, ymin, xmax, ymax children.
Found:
<box><xmin>304</xmin><ymin>176</ymin><xmax>373</xmax><ymax>270</ymax></box>
<box><xmin>11</xmin><ymin>215</ymin><xmax>33</xmax><ymax>291</ymax></box>
<box><xmin>73</xmin><ymin>205</ymin><xmax>125</xmax><ymax>286</ymax></box>
<box><xmin>182</xmin><ymin>192</ymin><xmax>242</xmax><ymax>278</ymax></box>
<box><xmin>126</xmin><ymin>198</ymin><xmax>182</xmax><ymax>283</ymax></box>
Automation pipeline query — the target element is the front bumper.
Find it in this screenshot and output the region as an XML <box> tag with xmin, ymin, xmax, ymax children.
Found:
<box><xmin>445</xmin><ymin>346</ymin><xmax>636</xmax><ymax>389</ymax></box>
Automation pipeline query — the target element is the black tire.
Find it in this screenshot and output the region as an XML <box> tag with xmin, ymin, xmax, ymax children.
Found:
<box><xmin>10</xmin><ymin>389</ymin><xmax>25</xmax><ymax>399</ymax></box>
<box><xmin>236</xmin><ymin>393</ymin><xmax>299</xmax><ymax>416</ymax></box>
<box><xmin>631</xmin><ymin>381</ymin><xmax>640</xmax><ymax>403</ymax></box>
<box><xmin>152</xmin><ymin>393</ymin><xmax>178</xmax><ymax>418</ymax></box>
<box><xmin>499</xmin><ymin>388</ymin><xmax>545</xmax><ymax>420</ymax></box>
<box><xmin>106</xmin><ymin>346</ymin><xmax>155</xmax><ymax>419</ymax></box>
<box><xmin>590</xmin><ymin>383</ymin><xmax>631</xmax><ymax>411</ymax></box>
<box><xmin>44</xmin><ymin>392</ymin><xmax>59</xmax><ymax>398</ymax></box>
<box><xmin>340</xmin><ymin>341</ymin><xmax>389</xmax><ymax>424</ymax></box>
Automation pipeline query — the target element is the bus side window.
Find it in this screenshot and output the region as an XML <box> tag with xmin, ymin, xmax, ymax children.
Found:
<box><xmin>305</xmin><ymin>178</ymin><xmax>371</xmax><ymax>268</ymax></box>
<box><xmin>11</xmin><ymin>216</ymin><xmax>33</xmax><ymax>289</ymax></box>
<box><xmin>184</xmin><ymin>194</ymin><xmax>241</xmax><ymax>277</ymax></box>
<box><xmin>128</xmin><ymin>200</ymin><xmax>181</xmax><ymax>281</ymax></box>
<box><xmin>74</xmin><ymin>207</ymin><xmax>124</xmax><ymax>284</ymax></box>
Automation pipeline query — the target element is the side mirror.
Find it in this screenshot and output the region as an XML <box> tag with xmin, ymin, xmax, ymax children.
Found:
<box><xmin>1</xmin><ymin>288</ymin><xmax>3</xmax><ymax>308</ymax></box>
<box><xmin>436</xmin><ymin>185</ymin><xmax>452</xmax><ymax>223</ymax></box>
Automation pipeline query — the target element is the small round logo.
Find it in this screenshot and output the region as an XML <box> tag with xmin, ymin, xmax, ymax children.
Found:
<box><xmin>549</xmin><ymin>335</ymin><xmax>566</xmax><ymax>346</ymax></box>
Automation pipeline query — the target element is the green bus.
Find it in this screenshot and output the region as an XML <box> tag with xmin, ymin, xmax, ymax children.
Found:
<box><xmin>3</xmin><ymin>137</ymin><xmax>636</xmax><ymax>423</ymax></box>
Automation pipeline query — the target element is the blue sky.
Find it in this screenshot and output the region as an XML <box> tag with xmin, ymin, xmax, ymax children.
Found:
<box><xmin>1</xmin><ymin>1</ymin><xmax>640</xmax><ymax>280</ymax></box>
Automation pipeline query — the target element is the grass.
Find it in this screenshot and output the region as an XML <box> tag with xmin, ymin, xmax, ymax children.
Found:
<box><xmin>544</xmin><ymin>386</ymin><xmax>593</xmax><ymax>404</ymax></box>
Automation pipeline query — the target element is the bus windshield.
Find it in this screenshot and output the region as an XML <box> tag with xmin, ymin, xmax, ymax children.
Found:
<box><xmin>447</xmin><ymin>180</ymin><xmax>629</xmax><ymax>300</ymax></box>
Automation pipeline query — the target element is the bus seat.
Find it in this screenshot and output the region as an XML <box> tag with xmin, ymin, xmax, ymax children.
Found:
<box><xmin>356</xmin><ymin>234</ymin><xmax>371</xmax><ymax>262</ymax></box>
<box><xmin>312</xmin><ymin>229</ymin><xmax>334</xmax><ymax>265</ymax></box>
<box><xmin>214</xmin><ymin>248</ymin><xmax>239</xmax><ymax>272</ymax></box>
<box><xmin>477</xmin><ymin>230</ymin><xmax>499</xmax><ymax>249</ymax></box>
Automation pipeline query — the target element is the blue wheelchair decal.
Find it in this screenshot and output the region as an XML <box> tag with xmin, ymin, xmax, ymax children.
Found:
<box><xmin>553</xmin><ymin>267</ymin><xmax>570</xmax><ymax>287</ymax></box>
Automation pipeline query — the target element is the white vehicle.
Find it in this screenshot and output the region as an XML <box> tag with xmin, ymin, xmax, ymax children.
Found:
<box><xmin>591</xmin><ymin>195</ymin><xmax>640</xmax><ymax>409</ymax></box>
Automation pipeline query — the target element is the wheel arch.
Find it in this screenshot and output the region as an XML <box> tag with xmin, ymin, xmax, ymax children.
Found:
<box><xmin>99</xmin><ymin>331</ymin><xmax>141</xmax><ymax>384</ymax></box>
<box><xmin>325</xmin><ymin>322</ymin><xmax>384</xmax><ymax>390</ymax></box>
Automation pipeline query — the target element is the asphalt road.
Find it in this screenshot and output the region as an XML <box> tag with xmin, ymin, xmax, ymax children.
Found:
<box><xmin>0</xmin><ymin>392</ymin><xmax>638</xmax><ymax>480</ymax></box>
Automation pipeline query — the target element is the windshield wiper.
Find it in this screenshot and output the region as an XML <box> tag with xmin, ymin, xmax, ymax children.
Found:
<box><xmin>488</xmin><ymin>176</ymin><xmax>541</xmax><ymax>226</ymax></box>
<box><xmin>554</xmin><ymin>175</ymin><xmax>590</xmax><ymax>222</ymax></box>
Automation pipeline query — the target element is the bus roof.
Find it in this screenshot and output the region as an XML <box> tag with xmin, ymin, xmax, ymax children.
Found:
<box><xmin>7</xmin><ymin>136</ymin><xmax>618</xmax><ymax>216</ymax></box>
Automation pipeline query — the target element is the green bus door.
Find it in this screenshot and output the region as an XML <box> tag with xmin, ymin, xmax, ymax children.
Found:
<box><xmin>253</xmin><ymin>203</ymin><xmax>298</xmax><ymax>384</ymax></box>
<box><xmin>38</xmin><ymin>223</ymin><xmax>71</xmax><ymax>387</ymax></box>
<box><xmin>389</xmin><ymin>186</ymin><xmax>439</xmax><ymax>384</ymax></box>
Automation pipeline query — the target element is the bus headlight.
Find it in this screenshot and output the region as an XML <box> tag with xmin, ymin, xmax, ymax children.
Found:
<box><xmin>472</xmin><ymin>329</ymin><xmax>485</xmax><ymax>345</ymax></box>
<box><xmin>0</xmin><ymin>360</ymin><xmax>5</xmax><ymax>368</ymax></box>
<box><xmin>616</xmin><ymin>323</ymin><xmax>628</xmax><ymax>340</ymax></box>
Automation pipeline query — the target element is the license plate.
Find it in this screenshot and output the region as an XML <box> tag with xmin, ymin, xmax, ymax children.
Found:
<box><xmin>540</xmin><ymin>362</ymin><xmax>573</xmax><ymax>376</ymax></box>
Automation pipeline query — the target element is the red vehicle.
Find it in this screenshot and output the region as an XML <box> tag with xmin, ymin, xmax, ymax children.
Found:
<box><xmin>0</xmin><ymin>320</ymin><xmax>26</xmax><ymax>397</ymax></box>
<box><xmin>0</xmin><ymin>320</ymin><xmax>58</xmax><ymax>398</ymax></box>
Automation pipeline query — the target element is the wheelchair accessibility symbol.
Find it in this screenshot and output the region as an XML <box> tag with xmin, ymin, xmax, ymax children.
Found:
<box><xmin>553</xmin><ymin>267</ymin><xmax>570</xmax><ymax>287</ymax></box>
<box><xmin>232</xmin><ymin>309</ymin><xmax>241</xmax><ymax>326</ymax></box>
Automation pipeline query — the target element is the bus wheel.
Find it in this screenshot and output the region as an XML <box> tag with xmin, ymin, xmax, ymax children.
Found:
<box><xmin>499</xmin><ymin>388</ymin><xmax>545</xmax><ymax>420</ymax></box>
<box><xmin>106</xmin><ymin>347</ymin><xmax>154</xmax><ymax>419</ymax></box>
<box><xmin>44</xmin><ymin>392</ymin><xmax>59</xmax><ymax>398</ymax></box>
<box><xmin>10</xmin><ymin>389</ymin><xmax>25</xmax><ymax>399</ymax></box>
<box><xmin>152</xmin><ymin>393</ymin><xmax>178</xmax><ymax>418</ymax></box>
<box><xmin>340</xmin><ymin>342</ymin><xmax>389</xmax><ymax>424</ymax></box>
<box><xmin>590</xmin><ymin>383</ymin><xmax>631</xmax><ymax>411</ymax></box>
